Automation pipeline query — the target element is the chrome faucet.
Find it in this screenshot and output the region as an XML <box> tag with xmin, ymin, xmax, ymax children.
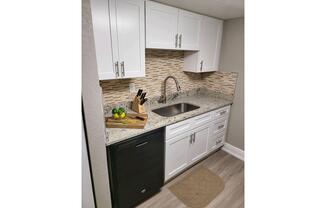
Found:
<box><xmin>158</xmin><ymin>76</ymin><xmax>181</xmax><ymax>103</ymax></box>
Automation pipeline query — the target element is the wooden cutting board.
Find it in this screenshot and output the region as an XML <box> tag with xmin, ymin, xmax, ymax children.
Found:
<box><xmin>105</xmin><ymin>113</ymin><xmax>148</xmax><ymax>129</ymax></box>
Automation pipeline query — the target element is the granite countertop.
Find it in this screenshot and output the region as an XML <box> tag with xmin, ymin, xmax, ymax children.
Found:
<box><xmin>104</xmin><ymin>89</ymin><xmax>233</xmax><ymax>145</ymax></box>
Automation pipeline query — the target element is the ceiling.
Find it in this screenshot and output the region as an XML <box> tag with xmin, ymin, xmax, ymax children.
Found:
<box><xmin>152</xmin><ymin>0</ymin><xmax>244</xmax><ymax>20</ymax></box>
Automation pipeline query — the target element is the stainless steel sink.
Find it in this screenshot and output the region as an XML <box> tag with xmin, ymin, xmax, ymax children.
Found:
<box><xmin>152</xmin><ymin>103</ymin><xmax>200</xmax><ymax>117</ymax></box>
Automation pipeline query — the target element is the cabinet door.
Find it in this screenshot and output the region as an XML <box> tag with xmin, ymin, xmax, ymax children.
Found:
<box><xmin>90</xmin><ymin>0</ymin><xmax>115</xmax><ymax>80</ymax></box>
<box><xmin>165</xmin><ymin>132</ymin><xmax>191</xmax><ymax>181</ymax></box>
<box><xmin>198</xmin><ymin>17</ymin><xmax>223</xmax><ymax>72</ymax></box>
<box><xmin>146</xmin><ymin>1</ymin><xmax>179</xmax><ymax>49</ymax></box>
<box><xmin>188</xmin><ymin>124</ymin><xmax>209</xmax><ymax>165</ymax></box>
<box><xmin>177</xmin><ymin>10</ymin><xmax>201</xmax><ymax>50</ymax></box>
<box><xmin>115</xmin><ymin>0</ymin><xmax>145</xmax><ymax>78</ymax></box>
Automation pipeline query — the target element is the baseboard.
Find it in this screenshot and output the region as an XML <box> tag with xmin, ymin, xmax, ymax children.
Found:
<box><xmin>222</xmin><ymin>143</ymin><xmax>244</xmax><ymax>161</ymax></box>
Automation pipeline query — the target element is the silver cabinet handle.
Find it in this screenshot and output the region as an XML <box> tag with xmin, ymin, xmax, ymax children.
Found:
<box><xmin>175</xmin><ymin>34</ymin><xmax>178</xmax><ymax>48</ymax></box>
<box><xmin>193</xmin><ymin>133</ymin><xmax>195</xmax><ymax>143</ymax></box>
<box><xmin>220</xmin><ymin>110</ymin><xmax>226</xmax><ymax>115</ymax></box>
<box><xmin>120</xmin><ymin>61</ymin><xmax>125</xmax><ymax>77</ymax></box>
<box><xmin>218</xmin><ymin>125</ymin><xmax>224</xmax><ymax>129</ymax></box>
<box><xmin>179</xmin><ymin>34</ymin><xmax>182</xmax><ymax>48</ymax></box>
<box><xmin>115</xmin><ymin>61</ymin><xmax>119</xmax><ymax>77</ymax></box>
<box><xmin>190</xmin><ymin>134</ymin><xmax>195</xmax><ymax>144</ymax></box>
<box><xmin>200</xmin><ymin>60</ymin><xmax>203</xmax><ymax>71</ymax></box>
<box><xmin>136</xmin><ymin>141</ymin><xmax>148</xmax><ymax>148</ymax></box>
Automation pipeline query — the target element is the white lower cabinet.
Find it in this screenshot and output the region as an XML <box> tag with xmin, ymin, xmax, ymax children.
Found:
<box><xmin>165</xmin><ymin>132</ymin><xmax>190</xmax><ymax>180</ymax></box>
<box><xmin>164</xmin><ymin>105</ymin><xmax>231</xmax><ymax>181</ymax></box>
<box><xmin>188</xmin><ymin>124</ymin><xmax>209</xmax><ymax>165</ymax></box>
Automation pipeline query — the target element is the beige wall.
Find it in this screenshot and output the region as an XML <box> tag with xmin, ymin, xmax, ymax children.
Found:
<box><xmin>219</xmin><ymin>18</ymin><xmax>244</xmax><ymax>150</ymax></box>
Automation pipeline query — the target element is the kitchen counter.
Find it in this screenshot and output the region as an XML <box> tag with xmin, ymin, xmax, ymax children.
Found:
<box><xmin>104</xmin><ymin>89</ymin><xmax>233</xmax><ymax>145</ymax></box>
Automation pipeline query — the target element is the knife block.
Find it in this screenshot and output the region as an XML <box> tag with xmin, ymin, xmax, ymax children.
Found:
<box><xmin>132</xmin><ymin>97</ymin><xmax>146</xmax><ymax>114</ymax></box>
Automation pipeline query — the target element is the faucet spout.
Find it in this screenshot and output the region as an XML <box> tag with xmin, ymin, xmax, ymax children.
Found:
<box><xmin>159</xmin><ymin>76</ymin><xmax>181</xmax><ymax>103</ymax></box>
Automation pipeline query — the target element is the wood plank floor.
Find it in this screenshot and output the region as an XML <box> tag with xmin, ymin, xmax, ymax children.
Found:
<box><xmin>137</xmin><ymin>150</ymin><xmax>244</xmax><ymax>208</ymax></box>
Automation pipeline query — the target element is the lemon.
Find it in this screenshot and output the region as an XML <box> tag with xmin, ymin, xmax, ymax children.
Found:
<box><xmin>120</xmin><ymin>112</ymin><xmax>126</xmax><ymax>119</ymax></box>
<box><xmin>113</xmin><ymin>113</ymin><xmax>119</xmax><ymax>119</ymax></box>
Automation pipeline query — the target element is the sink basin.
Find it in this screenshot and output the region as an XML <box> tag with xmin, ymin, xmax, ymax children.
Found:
<box><xmin>152</xmin><ymin>103</ymin><xmax>200</xmax><ymax>117</ymax></box>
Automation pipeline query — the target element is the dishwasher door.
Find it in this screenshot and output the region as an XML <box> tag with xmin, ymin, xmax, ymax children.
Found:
<box><xmin>107</xmin><ymin>128</ymin><xmax>165</xmax><ymax>208</ymax></box>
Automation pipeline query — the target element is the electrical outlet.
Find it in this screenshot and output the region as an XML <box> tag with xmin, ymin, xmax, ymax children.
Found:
<box><xmin>129</xmin><ymin>83</ymin><xmax>136</xmax><ymax>93</ymax></box>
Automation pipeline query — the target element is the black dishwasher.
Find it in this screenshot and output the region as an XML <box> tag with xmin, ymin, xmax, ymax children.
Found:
<box><xmin>107</xmin><ymin>128</ymin><xmax>165</xmax><ymax>208</ymax></box>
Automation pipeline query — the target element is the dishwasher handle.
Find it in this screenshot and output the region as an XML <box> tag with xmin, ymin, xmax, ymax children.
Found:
<box><xmin>135</xmin><ymin>141</ymin><xmax>148</xmax><ymax>148</ymax></box>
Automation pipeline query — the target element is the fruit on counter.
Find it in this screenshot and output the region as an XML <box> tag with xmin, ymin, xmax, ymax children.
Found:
<box><xmin>120</xmin><ymin>112</ymin><xmax>126</xmax><ymax>119</ymax></box>
<box><xmin>112</xmin><ymin>107</ymin><xmax>126</xmax><ymax>119</ymax></box>
<box><xmin>113</xmin><ymin>113</ymin><xmax>120</xmax><ymax>119</ymax></box>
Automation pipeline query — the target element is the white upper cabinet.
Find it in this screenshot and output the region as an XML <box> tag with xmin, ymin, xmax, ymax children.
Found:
<box><xmin>90</xmin><ymin>0</ymin><xmax>115</xmax><ymax>79</ymax></box>
<box><xmin>177</xmin><ymin>10</ymin><xmax>201</xmax><ymax>50</ymax></box>
<box><xmin>145</xmin><ymin>1</ymin><xmax>201</xmax><ymax>50</ymax></box>
<box><xmin>184</xmin><ymin>16</ymin><xmax>223</xmax><ymax>73</ymax></box>
<box><xmin>91</xmin><ymin>0</ymin><xmax>145</xmax><ymax>80</ymax></box>
<box><xmin>145</xmin><ymin>1</ymin><xmax>178</xmax><ymax>49</ymax></box>
<box><xmin>114</xmin><ymin>0</ymin><xmax>145</xmax><ymax>78</ymax></box>
<box><xmin>198</xmin><ymin>17</ymin><xmax>223</xmax><ymax>71</ymax></box>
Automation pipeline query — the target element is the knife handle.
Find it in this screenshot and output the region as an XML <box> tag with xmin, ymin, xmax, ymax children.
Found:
<box><xmin>136</xmin><ymin>89</ymin><xmax>143</xmax><ymax>97</ymax></box>
<box><xmin>140</xmin><ymin>92</ymin><xmax>146</xmax><ymax>99</ymax></box>
<box><xmin>140</xmin><ymin>98</ymin><xmax>147</xmax><ymax>105</ymax></box>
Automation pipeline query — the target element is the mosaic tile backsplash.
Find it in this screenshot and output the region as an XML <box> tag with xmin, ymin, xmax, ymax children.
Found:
<box><xmin>100</xmin><ymin>49</ymin><xmax>238</xmax><ymax>105</ymax></box>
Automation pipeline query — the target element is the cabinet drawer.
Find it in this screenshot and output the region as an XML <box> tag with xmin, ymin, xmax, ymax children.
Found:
<box><xmin>212</xmin><ymin>118</ymin><xmax>228</xmax><ymax>134</ymax></box>
<box><xmin>215</xmin><ymin>130</ymin><xmax>225</xmax><ymax>144</ymax></box>
<box><xmin>213</xmin><ymin>105</ymin><xmax>230</xmax><ymax>120</ymax></box>
<box><xmin>193</xmin><ymin>111</ymin><xmax>213</xmax><ymax>128</ymax></box>
<box><xmin>208</xmin><ymin>130</ymin><xmax>225</xmax><ymax>152</ymax></box>
<box><xmin>166</xmin><ymin>119</ymin><xmax>192</xmax><ymax>140</ymax></box>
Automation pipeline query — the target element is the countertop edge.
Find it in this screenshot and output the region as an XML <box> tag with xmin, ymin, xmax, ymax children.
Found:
<box><xmin>105</xmin><ymin>101</ymin><xmax>232</xmax><ymax>146</ymax></box>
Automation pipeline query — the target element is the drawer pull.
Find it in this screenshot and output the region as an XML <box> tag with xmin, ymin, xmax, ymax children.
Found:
<box><xmin>218</xmin><ymin>125</ymin><xmax>224</xmax><ymax>129</ymax></box>
<box><xmin>140</xmin><ymin>188</ymin><xmax>147</xmax><ymax>194</ymax></box>
<box><xmin>136</xmin><ymin>141</ymin><xmax>148</xmax><ymax>148</ymax></box>
<box><xmin>216</xmin><ymin>140</ymin><xmax>222</xmax><ymax>145</ymax></box>
<box><xmin>219</xmin><ymin>111</ymin><xmax>226</xmax><ymax>115</ymax></box>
